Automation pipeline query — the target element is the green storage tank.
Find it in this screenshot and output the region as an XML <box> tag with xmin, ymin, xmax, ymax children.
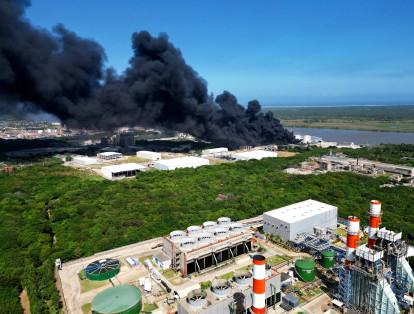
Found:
<box><xmin>92</xmin><ymin>285</ymin><xmax>142</xmax><ymax>314</ymax></box>
<box><xmin>85</xmin><ymin>258</ymin><xmax>120</xmax><ymax>281</ymax></box>
<box><xmin>321</xmin><ymin>250</ymin><xmax>335</xmax><ymax>269</ymax></box>
<box><xmin>295</xmin><ymin>259</ymin><xmax>315</xmax><ymax>282</ymax></box>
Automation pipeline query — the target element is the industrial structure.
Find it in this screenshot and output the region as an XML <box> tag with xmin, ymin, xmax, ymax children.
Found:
<box><xmin>201</xmin><ymin>147</ymin><xmax>228</xmax><ymax>157</ymax></box>
<box><xmin>71</xmin><ymin>155</ymin><xmax>97</xmax><ymax>166</ymax></box>
<box><xmin>162</xmin><ymin>218</ymin><xmax>253</xmax><ymax>276</ymax></box>
<box><xmin>84</xmin><ymin>258</ymin><xmax>121</xmax><ymax>281</ymax></box>
<box><xmin>153</xmin><ymin>156</ymin><xmax>209</xmax><ymax>171</ymax></box>
<box><xmin>177</xmin><ymin>255</ymin><xmax>281</xmax><ymax>314</ymax></box>
<box><xmin>336</xmin><ymin>201</ymin><xmax>414</xmax><ymax>314</ymax></box>
<box><xmin>232</xmin><ymin>150</ymin><xmax>277</xmax><ymax>161</ymax></box>
<box><xmin>136</xmin><ymin>150</ymin><xmax>161</xmax><ymax>161</ymax></box>
<box><xmin>91</xmin><ymin>285</ymin><xmax>142</xmax><ymax>314</ymax></box>
<box><xmin>97</xmin><ymin>151</ymin><xmax>122</xmax><ymax>161</ymax></box>
<box><xmin>263</xmin><ymin>199</ymin><xmax>338</xmax><ymax>241</ymax></box>
<box><xmin>101</xmin><ymin>163</ymin><xmax>146</xmax><ymax>180</ymax></box>
<box><xmin>317</xmin><ymin>154</ymin><xmax>414</xmax><ymax>177</ymax></box>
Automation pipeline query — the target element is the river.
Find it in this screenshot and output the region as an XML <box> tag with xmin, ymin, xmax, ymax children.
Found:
<box><xmin>291</xmin><ymin>127</ymin><xmax>414</xmax><ymax>145</ymax></box>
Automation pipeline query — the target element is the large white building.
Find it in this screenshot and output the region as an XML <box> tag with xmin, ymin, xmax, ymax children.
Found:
<box><xmin>153</xmin><ymin>156</ymin><xmax>209</xmax><ymax>171</ymax></box>
<box><xmin>136</xmin><ymin>151</ymin><xmax>161</xmax><ymax>161</ymax></box>
<box><xmin>232</xmin><ymin>150</ymin><xmax>277</xmax><ymax>161</ymax></box>
<box><xmin>263</xmin><ymin>199</ymin><xmax>337</xmax><ymax>241</ymax></box>
<box><xmin>97</xmin><ymin>152</ymin><xmax>122</xmax><ymax>160</ymax></box>
<box><xmin>72</xmin><ymin>155</ymin><xmax>97</xmax><ymax>166</ymax></box>
<box><xmin>201</xmin><ymin>147</ymin><xmax>228</xmax><ymax>157</ymax></box>
<box><xmin>101</xmin><ymin>163</ymin><xmax>146</xmax><ymax>180</ymax></box>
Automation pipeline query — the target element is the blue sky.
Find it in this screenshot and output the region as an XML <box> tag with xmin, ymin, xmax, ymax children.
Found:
<box><xmin>26</xmin><ymin>0</ymin><xmax>414</xmax><ymax>105</ymax></box>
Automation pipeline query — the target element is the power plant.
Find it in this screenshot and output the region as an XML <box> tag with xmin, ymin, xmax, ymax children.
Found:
<box><xmin>57</xmin><ymin>199</ymin><xmax>414</xmax><ymax>314</ymax></box>
<box><xmin>336</xmin><ymin>201</ymin><xmax>414</xmax><ymax>313</ymax></box>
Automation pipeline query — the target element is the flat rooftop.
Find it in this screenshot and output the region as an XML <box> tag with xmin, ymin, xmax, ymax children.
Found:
<box><xmin>233</xmin><ymin>150</ymin><xmax>277</xmax><ymax>160</ymax></box>
<box><xmin>264</xmin><ymin>199</ymin><xmax>337</xmax><ymax>224</ymax></box>
<box><xmin>98</xmin><ymin>152</ymin><xmax>122</xmax><ymax>156</ymax></box>
<box><xmin>154</xmin><ymin>156</ymin><xmax>209</xmax><ymax>167</ymax></box>
<box><xmin>101</xmin><ymin>163</ymin><xmax>146</xmax><ymax>173</ymax></box>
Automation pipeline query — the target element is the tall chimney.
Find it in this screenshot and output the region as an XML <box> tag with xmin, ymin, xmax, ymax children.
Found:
<box><xmin>368</xmin><ymin>200</ymin><xmax>381</xmax><ymax>249</ymax></box>
<box><xmin>252</xmin><ymin>255</ymin><xmax>266</xmax><ymax>314</ymax></box>
<box><xmin>346</xmin><ymin>216</ymin><xmax>360</xmax><ymax>266</ymax></box>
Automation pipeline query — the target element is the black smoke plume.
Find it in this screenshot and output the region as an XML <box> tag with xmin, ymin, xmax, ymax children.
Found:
<box><xmin>0</xmin><ymin>0</ymin><xmax>295</xmax><ymax>148</ymax></box>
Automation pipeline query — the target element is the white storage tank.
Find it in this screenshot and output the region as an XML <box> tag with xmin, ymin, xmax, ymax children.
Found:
<box><xmin>170</xmin><ymin>230</ymin><xmax>186</xmax><ymax>242</ymax></box>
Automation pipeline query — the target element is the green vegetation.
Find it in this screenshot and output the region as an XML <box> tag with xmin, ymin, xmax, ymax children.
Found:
<box><xmin>142</xmin><ymin>303</ymin><xmax>158</xmax><ymax>313</ymax></box>
<box><xmin>269</xmin><ymin>105</ymin><xmax>414</xmax><ymax>132</ymax></box>
<box><xmin>200</xmin><ymin>280</ymin><xmax>212</xmax><ymax>290</ymax></box>
<box><xmin>1</xmin><ymin>146</ymin><xmax>414</xmax><ymax>312</ymax></box>
<box><xmin>81</xmin><ymin>303</ymin><xmax>92</xmax><ymax>314</ymax></box>
<box><xmin>219</xmin><ymin>271</ymin><xmax>235</xmax><ymax>280</ymax></box>
<box><xmin>267</xmin><ymin>255</ymin><xmax>291</xmax><ymax>267</ymax></box>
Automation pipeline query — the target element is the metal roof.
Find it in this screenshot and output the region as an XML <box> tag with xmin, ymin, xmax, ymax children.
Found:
<box><xmin>98</xmin><ymin>152</ymin><xmax>122</xmax><ymax>156</ymax></box>
<box><xmin>154</xmin><ymin>156</ymin><xmax>209</xmax><ymax>168</ymax></box>
<box><xmin>232</xmin><ymin>150</ymin><xmax>277</xmax><ymax>160</ymax></box>
<box><xmin>101</xmin><ymin>163</ymin><xmax>146</xmax><ymax>173</ymax></box>
<box><xmin>264</xmin><ymin>199</ymin><xmax>336</xmax><ymax>224</ymax></box>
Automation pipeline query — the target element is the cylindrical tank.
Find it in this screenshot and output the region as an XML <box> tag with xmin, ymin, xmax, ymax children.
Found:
<box><xmin>320</xmin><ymin>250</ymin><xmax>335</xmax><ymax>269</ymax></box>
<box><xmin>202</xmin><ymin>221</ymin><xmax>217</xmax><ymax>229</ymax></box>
<box><xmin>295</xmin><ymin>259</ymin><xmax>315</xmax><ymax>282</ymax></box>
<box><xmin>84</xmin><ymin>258</ymin><xmax>120</xmax><ymax>281</ymax></box>
<box><xmin>92</xmin><ymin>285</ymin><xmax>142</xmax><ymax>314</ymax></box>
<box><xmin>217</xmin><ymin>217</ymin><xmax>231</xmax><ymax>225</ymax></box>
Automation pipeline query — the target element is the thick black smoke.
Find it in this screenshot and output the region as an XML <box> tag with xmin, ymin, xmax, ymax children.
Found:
<box><xmin>0</xmin><ymin>0</ymin><xmax>295</xmax><ymax>148</ymax></box>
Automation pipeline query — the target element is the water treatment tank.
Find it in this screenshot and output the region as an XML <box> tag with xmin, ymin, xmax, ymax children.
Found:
<box><xmin>91</xmin><ymin>285</ymin><xmax>142</xmax><ymax>314</ymax></box>
<box><xmin>321</xmin><ymin>250</ymin><xmax>335</xmax><ymax>269</ymax></box>
<box><xmin>295</xmin><ymin>259</ymin><xmax>316</xmax><ymax>282</ymax></box>
<box><xmin>84</xmin><ymin>258</ymin><xmax>120</xmax><ymax>281</ymax></box>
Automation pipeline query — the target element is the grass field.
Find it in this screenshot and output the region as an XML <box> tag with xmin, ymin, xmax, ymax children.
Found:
<box><xmin>269</xmin><ymin>105</ymin><xmax>414</xmax><ymax>132</ymax></box>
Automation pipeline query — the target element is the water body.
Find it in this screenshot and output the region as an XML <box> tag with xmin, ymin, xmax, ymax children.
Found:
<box><xmin>291</xmin><ymin>127</ymin><xmax>414</xmax><ymax>145</ymax></box>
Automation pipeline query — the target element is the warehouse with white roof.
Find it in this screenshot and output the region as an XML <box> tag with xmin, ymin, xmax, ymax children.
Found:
<box><xmin>97</xmin><ymin>152</ymin><xmax>122</xmax><ymax>160</ymax></box>
<box><xmin>136</xmin><ymin>151</ymin><xmax>161</xmax><ymax>161</ymax></box>
<box><xmin>101</xmin><ymin>163</ymin><xmax>146</xmax><ymax>180</ymax></box>
<box><xmin>263</xmin><ymin>199</ymin><xmax>337</xmax><ymax>241</ymax></box>
<box><xmin>232</xmin><ymin>150</ymin><xmax>277</xmax><ymax>161</ymax></box>
<box><xmin>153</xmin><ymin>156</ymin><xmax>209</xmax><ymax>171</ymax></box>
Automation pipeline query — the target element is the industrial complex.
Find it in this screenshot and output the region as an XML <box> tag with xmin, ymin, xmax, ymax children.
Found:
<box><xmin>56</xmin><ymin>197</ymin><xmax>414</xmax><ymax>314</ymax></box>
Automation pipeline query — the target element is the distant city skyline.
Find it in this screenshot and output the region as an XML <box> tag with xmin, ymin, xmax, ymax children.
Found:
<box><xmin>26</xmin><ymin>0</ymin><xmax>414</xmax><ymax>105</ymax></box>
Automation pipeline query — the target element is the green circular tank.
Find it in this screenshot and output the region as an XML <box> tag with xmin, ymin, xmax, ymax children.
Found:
<box><xmin>321</xmin><ymin>250</ymin><xmax>335</xmax><ymax>269</ymax></box>
<box><xmin>295</xmin><ymin>259</ymin><xmax>315</xmax><ymax>282</ymax></box>
<box><xmin>92</xmin><ymin>285</ymin><xmax>142</xmax><ymax>314</ymax></box>
<box><xmin>85</xmin><ymin>259</ymin><xmax>120</xmax><ymax>281</ymax></box>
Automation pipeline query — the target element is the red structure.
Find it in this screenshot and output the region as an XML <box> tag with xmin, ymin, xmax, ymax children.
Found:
<box><xmin>367</xmin><ymin>200</ymin><xmax>381</xmax><ymax>249</ymax></box>
<box><xmin>345</xmin><ymin>216</ymin><xmax>360</xmax><ymax>267</ymax></box>
<box><xmin>252</xmin><ymin>254</ymin><xmax>266</xmax><ymax>314</ymax></box>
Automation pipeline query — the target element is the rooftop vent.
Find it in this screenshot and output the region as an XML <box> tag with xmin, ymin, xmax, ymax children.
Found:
<box><xmin>214</xmin><ymin>227</ymin><xmax>229</xmax><ymax>239</ymax></box>
<box><xmin>218</xmin><ymin>217</ymin><xmax>231</xmax><ymax>225</ymax></box>
<box><xmin>187</xmin><ymin>225</ymin><xmax>202</xmax><ymax>236</ymax></box>
<box><xmin>198</xmin><ymin>232</ymin><xmax>214</xmax><ymax>244</ymax></box>
<box><xmin>170</xmin><ymin>230</ymin><xmax>185</xmax><ymax>242</ymax></box>
<box><xmin>202</xmin><ymin>221</ymin><xmax>217</xmax><ymax>229</ymax></box>
<box><xmin>187</xmin><ymin>289</ymin><xmax>207</xmax><ymax>308</ymax></box>
<box><xmin>179</xmin><ymin>237</ymin><xmax>197</xmax><ymax>250</ymax></box>
<box><xmin>233</xmin><ymin>270</ymin><xmax>252</xmax><ymax>286</ymax></box>
<box><xmin>211</xmin><ymin>279</ymin><xmax>231</xmax><ymax>297</ymax></box>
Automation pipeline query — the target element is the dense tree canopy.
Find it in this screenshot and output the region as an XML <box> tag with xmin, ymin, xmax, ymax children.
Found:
<box><xmin>1</xmin><ymin>146</ymin><xmax>414</xmax><ymax>313</ymax></box>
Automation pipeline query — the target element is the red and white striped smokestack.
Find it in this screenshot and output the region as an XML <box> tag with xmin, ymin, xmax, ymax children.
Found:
<box><xmin>252</xmin><ymin>255</ymin><xmax>266</xmax><ymax>314</ymax></box>
<box><xmin>368</xmin><ymin>200</ymin><xmax>381</xmax><ymax>249</ymax></box>
<box><xmin>346</xmin><ymin>216</ymin><xmax>360</xmax><ymax>266</ymax></box>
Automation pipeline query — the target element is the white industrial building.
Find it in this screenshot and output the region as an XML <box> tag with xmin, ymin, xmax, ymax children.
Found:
<box><xmin>232</xmin><ymin>150</ymin><xmax>277</xmax><ymax>161</ymax></box>
<box><xmin>97</xmin><ymin>152</ymin><xmax>122</xmax><ymax>160</ymax></box>
<box><xmin>201</xmin><ymin>147</ymin><xmax>228</xmax><ymax>157</ymax></box>
<box><xmin>101</xmin><ymin>163</ymin><xmax>146</xmax><ymax>180</ymax></box>
<box><xmin>263</xmin><ymin>199</ymin><xmax>337</xmax><ymax>241</ymax></box>
<box><xmin>153</xmin><ymin>156</ymin><xmax>209</xmax><ymax>171</ymax></box>
<box><xmin>72</xmin><ymin>155</ymin><xmax>97</xmax><ymax>165</ymax></box>
<box><xmin>136</xmin><ymin>151</ymin><xmax>161</xmax><ymax>161</ymax></box>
